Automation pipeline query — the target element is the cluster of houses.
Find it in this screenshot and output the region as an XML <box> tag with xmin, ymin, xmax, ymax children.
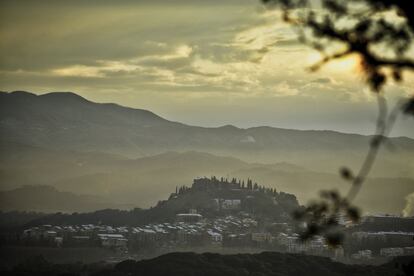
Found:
<box><xmin>21</xmin><ymin>224</ymin><xmax>129</xmax><ymax>251</ymax></box>
<box><xmin>351</xmin><ymin>246</ymin><xmax>414</xmax><ymax>260</ymax></box>
<box><xmin>348</xmin><ymin>231</ymin><xmax>414</xmax><ymax>259</ymax></box>
<box><xmin>17</xmin><ymin>211</ymin><xmax>414</xmax><ymax>261</ymax></box>
<box><xmin>20</xmin><ymin>214</ymin><xmax>262</xmax><ymax>252</ymax></box>
<box><xmin>15</xmin><ymin>211</ymin><xmax>340</xmax><ymax>260</ymax></box>
<box><xmin>19</xmin><ymin>212</ymin><xmax>334</xmax><ymax>254</ymax></box>
<box><xmin>344</xmin><ymin>215</ymin><xmax>414</xmax><ymax>260</ymax></box>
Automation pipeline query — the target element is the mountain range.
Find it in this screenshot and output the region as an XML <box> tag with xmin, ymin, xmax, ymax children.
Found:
<box><xmin>2</xmin><ymin>91</ymin><xmax>413</xmax><ymax>176</ymax></box>
<box><xmin>0</xmin><ymin>91</ymin><xmax>413</xmax><ymax>214</ymax></box>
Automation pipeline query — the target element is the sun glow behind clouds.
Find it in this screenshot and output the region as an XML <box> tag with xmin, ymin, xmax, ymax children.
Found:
<box><xmin>52</xmin><ymin>65</ymin><xmax>104</xmax><ymax>78</ymax></box>
<box><xmin>307</xmin><ymin>52</ymin><xmax>363</xmax><ymax>74</ymax></box>
<box><xmin>326</xmin><ymin>54</ymin><xmax>364</xmax><ymax>74</ymax></box>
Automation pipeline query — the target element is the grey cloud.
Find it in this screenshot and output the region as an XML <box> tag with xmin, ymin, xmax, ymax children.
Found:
<box><xmin>0</xmin><ymin>0</ymin><xmax>258</xmax><ymax>72</ymax></box>
<box><xmin>274</xmin><ymin>38</ymin><xmax>300</xmax><ymax>47</ymax></box>
<box><xmin>311</xmin><ymin>78</ymin><xmax>334</xmax><ymax>84</ymax></box>
<box><xmin>137</xmin><ymin>56</ymin><xmax>194</xmax><ymax>71</ymax></box>
<box><xmin>195</xmin><ymin>42</ymin><xmax>271</xmax><ymax>65</ymax></box>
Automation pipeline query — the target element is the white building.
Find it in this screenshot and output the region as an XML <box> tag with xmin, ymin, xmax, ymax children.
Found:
<box><xmin>98</xmin><ymin>234</ymin><xmax>127</xmax><ymax>249</ymax></box>
<box><xmin>380</xmin><ymin>247</ymin><xmax>404</xmax><ymax>257</ymax></box>
<box><xmin>351</xmin><ymin>250</ymin><xmax>372</xmax><ymax>260</ymax></box>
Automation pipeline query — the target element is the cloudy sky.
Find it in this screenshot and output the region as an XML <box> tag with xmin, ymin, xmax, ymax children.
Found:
<box><xmin>1</xmin><ymin>0</ymin><xmax>413</xmax><ymax>137</ymax></box>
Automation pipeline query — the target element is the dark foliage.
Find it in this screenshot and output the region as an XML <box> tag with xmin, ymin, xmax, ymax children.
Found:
<box><xmin>293</xmin><ymin>190</ymin><xmax>360</xmax><ymax>247</ymax></box>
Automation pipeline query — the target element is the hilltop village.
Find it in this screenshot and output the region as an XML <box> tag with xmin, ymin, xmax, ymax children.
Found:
<box><xmin>2</xmin><ymin>177</ymin><xmax>414</xmax><ymax>262</ymax></box>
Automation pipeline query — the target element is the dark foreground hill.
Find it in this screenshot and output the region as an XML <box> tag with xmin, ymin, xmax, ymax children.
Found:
<box><xmin>108</xmin><ymin>252</ymin><xmax>414</xmax><ymax>276</ymax></box>
<box><xmin>2</xmin><ymin>252</ymin><xmax>413</xmax><ymax>276</ymax></box>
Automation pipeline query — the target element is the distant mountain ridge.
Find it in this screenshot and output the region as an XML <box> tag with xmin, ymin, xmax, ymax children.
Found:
<box><xmin>0</xmin><ymin>91</ymin><xmax>169</xmax><ymax>126</ymax></box>
<box><xmin>1</xmin><ymin>91</ymin><xmax>413</xmax><ymax>177</ymax></box>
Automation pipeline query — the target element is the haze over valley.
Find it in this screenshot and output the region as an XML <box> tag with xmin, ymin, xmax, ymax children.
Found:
<box><xmin>1</xmin><ymin>91</ymin><xmax>413</xmax><ymax>215</ymax></box>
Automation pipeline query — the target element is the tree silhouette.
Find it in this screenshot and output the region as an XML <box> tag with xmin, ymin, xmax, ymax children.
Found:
<box><xmin>262</xmin><ymin>0</ymin><xmax>414</xmax><ymax>246</ymax></box>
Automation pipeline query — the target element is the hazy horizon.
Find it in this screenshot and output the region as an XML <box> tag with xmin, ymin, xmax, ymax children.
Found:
<box><xmin>2</xmin><ymin>88</ymin><xmax>413</xmax><ymax>216</ymax></box>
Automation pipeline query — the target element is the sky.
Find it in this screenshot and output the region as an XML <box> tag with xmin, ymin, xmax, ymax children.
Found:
<box><xmin>1</xmin><ymin>0</ymin><xmax>413</xmax><ymax>137</ymax></box>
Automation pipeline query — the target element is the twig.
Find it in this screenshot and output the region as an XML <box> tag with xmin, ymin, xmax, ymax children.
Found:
<box><xmin>346</xmin><ymin>95</ymin><xmax>403</xmax><ymax>202</ymax></box>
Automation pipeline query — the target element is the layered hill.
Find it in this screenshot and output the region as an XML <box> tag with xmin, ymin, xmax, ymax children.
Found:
<box><xmin>0</xmin><ymin>143</ymin><xmax>412</xmax><ymax>214</ymax></box>
<box><xmin>0</xmin><ymin>185</ymin><xmax>131</xmax><ymax>213</ymax></box>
